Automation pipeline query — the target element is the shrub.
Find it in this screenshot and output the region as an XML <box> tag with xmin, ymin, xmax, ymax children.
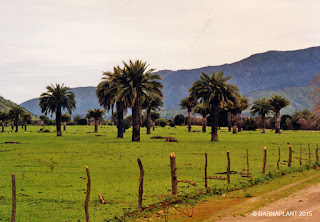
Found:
<box><xmin>170</xmin><ymin>122</ymin><xmax>176</xmax><ymax>127</ymax></box>
<box><xmin>156</xmin><ymin>118</ymin><xmax>166</xmax><ymax>127</ymax></box>
<box><xmin>174</xmin><ymin>114</ymin><xmax>185</xmax><ymax>125</ymax></box>
<box><xmin>242</xmin><ymin>117</ymin><xmax>258</xmax><ymax>130</ymax></box>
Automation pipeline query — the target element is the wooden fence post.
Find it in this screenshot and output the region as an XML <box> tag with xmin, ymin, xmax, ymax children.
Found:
<box><xmin>308</xmin><ymin>144</ymin><xmax>311</xmax><ymax>167</ymax></box>
<box><xmin>262</xmin><ymin>147</ymin><xmax>267</xmax><ymax>174</ymax></box>
<box><xmin>227</xmin><ymin>150</ymin><xmax>231</xmax><ymax>184</ymax></box>
<box><xmin>205</xmin><ymin>153</ymin><xmax>208</xmax><ymax>189</ymax></box>
<box><xmin>300</xmin><ymin>144</ymin><xmax>302</xmax><ymax>166</ymax></box>
<box><xmin>84</xmin><ymin>166</ymin><xmax>91</xmax><ymax>222</ymax></box>
<box><xmin>288</xmin><ymin>145</ymin><xmax>292</xmax><ymax>167</ymax></box>
<box><xmin>12</xmin><ymin>174</ymin><xmax>16</xmax><ymax>222</ymax></box>
<box><xmin>137</xmin><ymin>158</ymin><xmax>144</xmax><ymax>211</ymax></box>
<box><xmin>246</xmin><ymin>149</ymin><xmax>249</xmax><ymax>177</ymax></box>
<box><xmin>316</xmin><ymin>142</ymin><xmax>319</xmax><ymax>162</ymax></box>
<box><xmin>277</xmin><ymin>145</ymin><xmax>280</xmax><ymax>170</ymax></box>
<box><xmin>170</xmin><ymin>152</ymin><xmax>177</xmax><ymax>195</ymax></box>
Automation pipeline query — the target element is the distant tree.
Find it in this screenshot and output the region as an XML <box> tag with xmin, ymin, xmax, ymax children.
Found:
<box><xmin>268</xmin><ymin>95</ymin><xmax>290</xmax><ymax>133</ymax></box>
<box><xmin>174</xmin><ymin>114</ymin><xmax>185</xmax><ymax>126</ymax></box>
<box><xmin>73</xmin><ymin>115</ymin><xmax>81</xmax><ymax>125</ymax></box>
<box><xmin>235</xmin><ymin>96</ymin><xmax>249</xmax><ymax>132</ymax></box>
<box><xmin>22</xmin><ymin>113</ymin><xmax>32</xmax><ymax>131</ymax></box>
<box><xmin>150</xmin><ymin>111</ymin><xmax>160</xmax><ymax>130</ymax></box>
<box><xmin>0</xmin><ymin>111</ymin><xmax>9</xmax><ymax>132</ymax></box>
<box><xmin>78</xmin><ymin>118</ymin><xmax>88</xmax><ymax>125</ymax></box>
<box><xmin>61</xmin><ymin>113</ymin><xmax>71</xmax><ymax>131</ymax></box>
<box><xmin>39</xmin><ymin>84</ymin><xmax>76</xmax><ymax>136</ymax></box>
<box><xmin>250</xmin><ymin>98</ymin><xmax>271</xmax><ymax>133</ymax></box>
<box><xmin>142</xmin><ymin>94</ymin><xmax>163</xmax><ymax>134</ymax></box>
<box><xmin>180</xmin><ymin>96</ymin><xmax>198</xmax><ymax>132</ymax></box>
<box><xmin>86</xmin><ymin>109</ymin><xmax>105</xmax><ymax>133</ymax></box>
<box><xmin>190</xmin><ymin>71</ymin><xmax>239</xmax><ymax>141</ymax></box>
<box><xmin>193</xmin><ymin>102</ymin><xmax>210</xmax><ymax>132</ymax></box>
<box><xmin>9</xmin><ymin>106</ymin><xmax>25</xmax><ymax>132</ymax></box>
<box><xmin>39</xmin><ymin>115</ymin><xmax>49</xmax><ymax>126</ymax></box>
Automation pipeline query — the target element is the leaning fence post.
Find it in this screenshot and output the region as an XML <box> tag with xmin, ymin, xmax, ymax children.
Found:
<box><xmin>288</xmin><ymin>145</ymin><xmax>292</xmax><ymax>167</ymax></box>
<box><xmin>170</xmin><ymin>152</ymin><xmax>177</xmax><ymax>195</ymax></box>
<box><xmin>262</xmin><ymin>147</ymin><xmax>267</xmax><ymax>174</ymax></box>
<box><xmin>137</xmin><ymin>158</ymin><xmax>144</xmax><ymax>211</ymax></box>
<box><xmin>316</xmin><ymin>142</ymin><xmax>319</xmax><ymax>162</ymax></box>
<box><xmin>246</xmin><ymin>149</ymin><xmax>249</xmax><ymax>177</ymax></box>
<box><xmin>277</xmin><ymin>145</ymin><xmax>280</xmax><ymax>170</ymax></box>
<box><xmin>204</xmin><ymin>153</ymin><xmax>208</xmax><ymax>189</ymax></box>
<box><xmin>84</xmin><ymin>166</ymin><xmax>91</xmax><ymax>222</ymax></box>
<box><xmin>12</xmin><ymin>174</ymin><xmax>16</xmax><ymax>222</ymax></box>
<box><xmin>227</xmin><ymin>150</ymin><xmax>231</xmax><ymax>184</ymax></box>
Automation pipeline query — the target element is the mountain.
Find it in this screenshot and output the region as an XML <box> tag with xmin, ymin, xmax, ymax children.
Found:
<box><xmin>157</xmin><ymin>46</ymin><xmax>320</xmax><ymax>111</ymax></box>
<box><xmin>20</xmin><ymin>87</ymin><xmax>103</xmax><ymax>118</ymax></box>
<box><xmin>20</xmin><ymin>46</ymin><xmax>320</xmax><ymax>118</ymax></box>
<box><xmin>0</xmin><ymin>96</ymin><xmax>32</xmax><ymax>114</ymax></box>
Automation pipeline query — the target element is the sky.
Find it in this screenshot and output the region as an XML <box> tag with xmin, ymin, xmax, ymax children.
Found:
<box><xmin>1</xmin><ymin>0</ymin><xmax>319</xmax><ymax>104</ymax></box>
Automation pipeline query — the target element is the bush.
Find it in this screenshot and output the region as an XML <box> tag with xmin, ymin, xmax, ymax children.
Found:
<box><xmin>174</xmin><ymin>114</ymin><xmax>185</xmax><ymax>126</ymax></box>
<box><xmin>78</xmin><ymin>118</ymin><xmax>87</xmax><ymax>125</ymax></box>
<box><xmin>67</xmin><ymin>121</ymin><xmax>76</xmax><ymax>125</ymax></box>
<box><xmin>242</xmin><ymin>117</ymin><xmax>258</xmax><ymax>130</ymax></box>
<box><xmin>170</xmin><ymin>122</ymin><xmax>176</xmax><ymax>127</ymax></box>
<box><xmin>156</xmin><ymin>118</ymin><xmax>167</xmax><ymax>127</ymax></box>
<box><xmin>123</xmin><ymin>116</ymin><xmax>132</xmax><ymax>131</ymax></box>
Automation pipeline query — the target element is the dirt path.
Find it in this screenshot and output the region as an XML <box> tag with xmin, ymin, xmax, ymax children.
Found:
<box><xmin>165</xmin><ymin>171</ymin><xmax>320</xmax><ymax>222</ymax></box>
<box><xmin>216</xmin><ymin>182</ymin><xmax>320</xmax><ymax>221</ymax></box>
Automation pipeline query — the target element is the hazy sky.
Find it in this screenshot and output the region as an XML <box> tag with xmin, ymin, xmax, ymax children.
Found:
<box><xmin>1</xmin><ymin>0</ymin><xmax>319</xmax><ymax>104</ymax></box>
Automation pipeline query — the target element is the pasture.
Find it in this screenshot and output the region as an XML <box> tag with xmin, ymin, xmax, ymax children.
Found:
<box><xmin>0</xmin><ymin>125</ymin><xmax>319</xmax><ymax>221</ymax></box>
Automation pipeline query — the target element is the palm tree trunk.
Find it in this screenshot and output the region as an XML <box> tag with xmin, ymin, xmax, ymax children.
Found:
<box><xmin>188</xmin><ymin>107</ymin><xmax>192</xmax><ymax>132</ymax></box>
<box><xmin>146</xmin><ymin>107</ymin><xmax>151</xmax><ymax>134</ymax></box>
<box><xmin>227</xmin><ymin>111</ymin><xmax>232</xmax><ymax>132</ymax></box>
<box><xmin>2</xmin><ymin>122</ymin><xmax>4</xmax><ymax>132</ymax></box>
<box><xmin>211</xmin><ymin>105</ymin><xmax>219</xmax><ymax>142</ymax></box>
<box><xmin>238</xmin><ymin>112</ymin><xmax>242</xmax><ymax>132</ymax></box>
<box><xmin>202</xmin><ymin>115</ymin><xmax>207</xmax><ymax>133</ymax></box>
<box><xmin>94</xmin><ymin>118</ymin><xmax>98</xmax><ymax>133</ymax></box>
<box><xmin>63</xmin><ymin>122</ymin><xmax>66</xmax><ymax>131</ymax></box>
<box><xmin>15</xmin><ymin>119</ymin><xmax>18</xmax><ymax>132</ymax></box>
<box><xmin>261</xmin><ymin>113</ymin><xmax>266</xmax><ymax>133</ymax></box>
<box><xmin>152</xmin><ymin>121</ymin><xmax>155</xmax><ymax>131</ymax></box>
<box><xmin>132</xmin><ymin>97</ymin><xmax>141</xmax><ymax>141</ymax></box>
<box><xmin>232</xmin><ymin>114</ymin><xmax>237</xmax><ymax>134</ymax></box>
<box><xmin>11</xmin><ymin>121</ymin><xmax>14</xmax><ymax>130</ymax></box>
<box><xmin>56</xmin><ymin>108</ymin><xmax>62</xmax><ymax>136</ymax></box>
<box><xmin>117</xmin><ymin>105</ymin><xmax>124</xmax><ymax>138</ymax></box>
<box><xmin>24</xmin><ymin>121</ymin><xmax>27</xmax><ymax>131</ymax></box>
<box><xmin>275</xmin><ymin>110</ymin><xmax>281</xmax><ymax>133</ymax></box>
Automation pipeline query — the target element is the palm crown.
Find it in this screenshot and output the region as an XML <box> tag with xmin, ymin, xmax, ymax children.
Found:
<box><xmin>251</xmin><ymin>98</ymin><xmax>271</xmax><ymax>116</ymax></box>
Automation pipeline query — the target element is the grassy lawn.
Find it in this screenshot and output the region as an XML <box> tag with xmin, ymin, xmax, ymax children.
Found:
<box><xmin>0</xmin><ymin>125</ymin><xmax>319</xmax><ymax>221</ymax></box>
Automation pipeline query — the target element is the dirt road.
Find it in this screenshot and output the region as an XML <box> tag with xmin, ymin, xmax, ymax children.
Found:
<box><xmin>215</xmin><ymin>181</ymin><xmax>320</xmax><ymax>221</ymax></box>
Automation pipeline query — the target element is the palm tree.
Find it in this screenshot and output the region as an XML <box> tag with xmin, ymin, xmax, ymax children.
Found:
<box><xmin>190</xmin><ymin>71</ymin><xmax>239</xmax><ymax>141</ymax></box>
<box><xmin>61</xmin><ymin>113</ymin><xmax>71</xmax><ymax>131</ymax></box>
<box><xmin>39</xmin><ymin>84</ymin><xmax>76</xmax><ymax>136</ymax></box>
<box><xmin>97</xmin><ymin>70</ymin><xmax>129</xmax><ymax>138</ymax></box>
<box><xmin>268</xmin><ymin>95</ymin><xmax>290</xmax><ymax>133</ymax></box>
<box><xmin>235</xmin><ymin>96</ymin><xmax>249</xmax><ymax>132</ymax></box>
<box><xmin>86</xmin><ymin>109</ymin><xmax>105</xmax><ymax>133</ymax></box>
<box><xmin>111</xmin><ymin>60</ymin><xmax>163</xmax><ymax>141</ymax></box>
<box><xmin>193</xmin><ymin>102</ymin><xmax>210</xmax><ymax>132</ymax></box>
<box><xmin>250</xmin><ymin>98</ymin><xmax>271</xmax><ymax>133</ymax></box>
<box><xmin>142</xmin><ymin>94</ymin><xmax>163</xmax><ymax>134</ymax></box>
<box><xmin>9</xmin><ymin>106</ymin><xmax>25</xmax><ymax>132</ymax></box>
<box><xmin>22</xmin><ymin>113</ymin><xmax>32</xmax><ymax>131</ymax></box>
<box><xmin>0</xmin><ymin>111</ymin><xmax>9</xmax><ymax>132</ymax></box>
<box><xmin>180</xmin><ymin>96</ymin><xmax>198</xmax><ymax>132</ymax></box>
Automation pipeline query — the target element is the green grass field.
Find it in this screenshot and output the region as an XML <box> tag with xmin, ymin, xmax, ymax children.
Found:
<box><xmin>0</xmin><ymin>125</ymin><xmax>319</xmax><ymax>221</ymax></box>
